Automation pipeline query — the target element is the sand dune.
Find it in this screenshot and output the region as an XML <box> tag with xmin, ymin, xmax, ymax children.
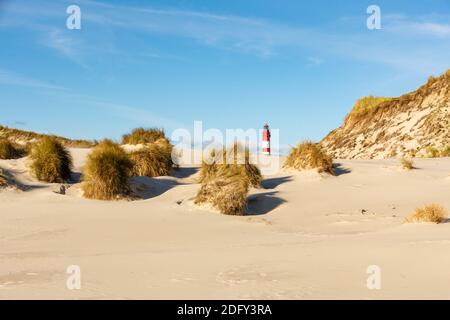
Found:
<box><xmin>1</xmin><ymin>148</ymin><xmax>450</xmax><ymax>299</ymax></box>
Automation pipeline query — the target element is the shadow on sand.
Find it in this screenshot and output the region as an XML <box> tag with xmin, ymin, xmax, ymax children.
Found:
<box><xmin>130</xmin><ymin>176</ymin><xmax>181</xmax><ymax>200</ymax></box>
<box><xmin>70</xmin><ymin>172</ymin><xmax>82</xmax><ymax>183</ymax></box>
<box><xmin>0</xmin><ymin>167</ymin><xmax>48</xmax><ymax>192</ymax></box>
<box><xmin>261</xmin><ymin>176</ymin><xmax>293</xmax><ymax>189</ymax></box>
<box><xmin>333</xmin><ymin>163</ymin><xmax>352</xmax><ymax>176</ymax></box>
<box><xmin>170</xmin><ymin>167</ymin><xmax>198</xmax><ymax>179</ymax></box>
<box><xmin>246</xmin><ymin>191</ymin><xmax>286</xmax><ymax>215</ymax></box>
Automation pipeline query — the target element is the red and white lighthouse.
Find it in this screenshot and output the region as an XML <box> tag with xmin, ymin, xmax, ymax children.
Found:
<box><xmin>262</xmin><ymin>123</ymin><xmax>271</xmax><ymax>155</ymax></box>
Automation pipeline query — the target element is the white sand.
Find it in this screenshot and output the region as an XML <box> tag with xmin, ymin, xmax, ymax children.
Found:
<box><xmin>1</xmin><ymin>149</ymin><xmax>450</xmax><ymax>299</ymax></box>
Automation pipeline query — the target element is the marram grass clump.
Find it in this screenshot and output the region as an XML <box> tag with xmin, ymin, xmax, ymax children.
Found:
<box><xmin>344</xmin><ymin>96</ymin><xmax>393</xmax><ymax>125</ymax></box>
<box><xmin>195</xmin><ymin>143</ymin><xmax>262</xmax><ymax>215</ymax></box>
<box><xmin>82</xmin><ymin>140</ymin><xmax>132</xmax><ymax>200</ymax></box>
<box><xmin>284</xmin><ymin>141</ymin><xmax>334</xmax><ymax>174</ymax></box>
<box><xmin>404</xmin><ymin>204</ymin><xmax>448</xmax><ymax>224</ymax></box>
<box><xmin>122</xmin><ymin>127</ymin><xmax>168</xmax><ymax>145</ymax></box>
<box><xmin>30</xmin><ymin>137</ymin><xmax>73</xmax><ymax>183</ymax></box>
<box><xmin>195</xmin><ymin>164</ymin><xmax>249</xmax><ymax>216</ymax></box>
<box><xmin>400</xmin><ymin>158</ymin><xmax>414</xmax><ymax>170</ymax></box>
<box><xmin>0</xmin><ymin>169</ymin><xmax>7</xmax><ymax>187</ymax></box>
<box><xmin>129</xmin><ymin>141</ymin><xmax>173</xmax><ymax>177</ymax></box>
<box><xmin>198</xmin><ymin>144</ymin><xmax>262</xmax><ymax>188</ymax></box>
<box><xmin>0</xmin><ymin>139</ymin><xmax>25</xmax><ymax>159</ymax></box>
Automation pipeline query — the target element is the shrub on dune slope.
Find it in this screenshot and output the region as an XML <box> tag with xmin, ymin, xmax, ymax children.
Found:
<box><xmin>195</xmin><ymin>164</ymin><xmax>249</xmax><ymax>216</ymax></box>
<box><xmin>0</xmin><ymin>139</ymin><xmax>24</xmax><ymax>159</ymax></box>
<box><xmin>400</xmin><ymin>158</ymin><xmax>414</xmax><ymax>170</ymax></box>
<box><xmin>30</xmin><ymin>137</ymin><xmax>73</xmax><ymax>183</ymax></box>
<box><xmin>195</xmin><ymin>143</ymin><xmax>261</xmax><ymax>215</ymax></box>
<box><xmin>122</xmin><ymin>127</ymin><xmax>168</xmax><ymax>145</ymax></box>
<box><xmin>0</xmin><ymin>169</ymin><xmax>7</xmax><ymax>187</ymax></box>
<box><xmin>404</xmin><ymin>204</ymin><xmax>447</xmax><ymax>224</ymax></box>
<box><xmin>82</xmin><ymin>140</ymin><xmax>132</xmax><ymax>200</ymax></box>
<box><xmin>284</xmin><ymin>141</ymin><xmax>334</xmax><ymax>174</ymax></box>
<box><xmin>129</xmin><ymin>141</ymin><xmax>173</xmax><ymax>177</ymax></box>
<box><xmin>198</xmin><ymin>143</ymin><xmax>262</xmax><ymax>188</ymax></box>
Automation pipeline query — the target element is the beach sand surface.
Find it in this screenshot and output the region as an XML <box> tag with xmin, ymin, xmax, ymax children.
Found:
<box><xmin>1</xmin><ymin>148</ymin><xmax>450</xmax><ymax>299</ymax></box>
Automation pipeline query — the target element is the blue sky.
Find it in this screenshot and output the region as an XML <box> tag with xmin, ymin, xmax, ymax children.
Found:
<box><xmin>1</xmin><ymin>0</ymin><xmax>449</xmax><ymax>151</ymax></box>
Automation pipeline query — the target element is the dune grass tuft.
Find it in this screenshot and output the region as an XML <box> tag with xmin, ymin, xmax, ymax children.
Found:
<box><xmin>0</xmin><ymin>139</ymin><xmax>25</xmax><ymax>159</ymax></box>
<box><xmin>404</xmin><ymin>204</ymin><xmax>448</xmax><ymax>224</ymax></box>
<box><xmin>344</xmin><ymin>96</ymin><xmax>393</xmax><ymax>125</ymax></box>
<box><xmin>122</xmin><ymin>127</ymin><xmax>168</xmax><ymax>145</ymax></box>
<box><xmin>440</xmin><ymin>146</ymin><xmax>450</xmax><ymax>157</ymax></box>
<box><xmin>198</xmin><ymin>143</ymin><xmax>262</xmax><ymax>188</ymax></box>
<box><xmin>195</xmin><ymin>164</ymin><xmax>249</xmax><ymax>215</ymax></box>
<box><xmin>129</xmin><ymin>141</ymin><xmax>173</xmax><ymax>177</ymax></box>
<box><xmin>284</xmin><ymin>141</ymin><xmax>334</xmax><ymax>174</ymax></box>
<box><xmin>400</xmin><ymin>158</ymin><xmax>414</xmax><ymax>170</ymax></box>
<box><xmin>426</xmin><ymin>146</ymin><xmax>440</xmax><ymax>158</ymax></box>
<box><xmin>82</xmin><ymin>140</ymin><xmax>132</xmax><ymax>200</ymax></box>
<box><xmin>29</xmin><ymin>137</ymin><xmax>73</xmax><ymax>183</ymax></box>
<box><xmin>194</xmin><ymin>143</ymin><xmax>262</xmax><ymax>215</ymax></box>
<box><xmin>0</xmin><ymin>169</ymin><xmax>7</xmax><ymax>187</ymax></box>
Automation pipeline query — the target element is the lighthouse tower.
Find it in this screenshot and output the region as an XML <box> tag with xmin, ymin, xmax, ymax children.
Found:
<box><xmin>262</xmin><ymin>123</ymin><xmax>271</xmax><ymax>156</ymax></box>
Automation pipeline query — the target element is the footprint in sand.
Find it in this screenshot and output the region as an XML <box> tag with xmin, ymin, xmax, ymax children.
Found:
<box><xmin>216</xmin><ymin>267</ymin><xmax>274</xmax><ymax>285</ymax></box>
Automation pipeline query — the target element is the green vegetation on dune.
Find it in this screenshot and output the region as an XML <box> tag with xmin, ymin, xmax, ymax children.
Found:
<box><xmin>198</xmin><ymin>143</ymin><xmax>262</xmax><ymax>188</ymax></box>
<box><xmin>195</xmin><ymin>164</ymin><xmax>250</xmax><ymax>216</ymax></box>
<box><xmin>122</xmin><ymin>127</ymin><xmax>168</xmax><ymax>145</ymax></box>
<box><xmin>404</xmin><ymin>204</ymin><xmax>448</xmax><ymax>224</ymax></box>
<box><xmin>30</xmin><ymin>137</ymin><xmax>73</xmax><ymax>183</ymax></box>
<box><xmin>0</xmin><ymin>169</ymin><xmax>7</xmax><ymax>187</ymax></box>
<box><xmin>0</xmin><ymin>139</ymin><xmax>26</xmax><ymax>159</ymax></box>
<box><xmin>82</xmin><ymin>140</ymin><xmax>132</xmax><ymax>200</ymax></box>
<box><xmin>0</xmin><ymin>125</ymin><xmax>94</xmax><ymax>148</ymax></box>
<box><xmin>344</xmin><ymin>96</ymin><xmax>394</xmax><ymax>125</ymax></box>
<box><xmin>129</xmin><ymin>141</ymin><xmax>174</xmax><ymax>177</ymax></box>
<box><xmin>195</xmin><ymin>143</ymin><xmax>262</xmax><ymax>215</ymax></box>
<box><xmin>284</xmin><ymin>141</ymin><xmax>334</xmax><ymax>174</ymax></box>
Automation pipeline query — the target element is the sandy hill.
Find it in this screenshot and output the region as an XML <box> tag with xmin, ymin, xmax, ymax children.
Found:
<box><xmin>1</xmin><ymin>147</ymin><xmax>450</xmax><ymax>299</ymax></box>
<box><xmin>0</xmin><ymin>125</ymin><xmax>94</xmax><ymax>147</ymax></box>
<box><xmin>321</xmin><ymin>70</ymin><xmax>450</xmax><ymax>159</ymax></box>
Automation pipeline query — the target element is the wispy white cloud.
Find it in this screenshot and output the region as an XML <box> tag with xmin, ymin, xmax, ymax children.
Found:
<box><xmin>413</xmin><ymin>22</ymin><xmax>450</xmax><ymax>37</ymax></box>
<box><xmin>2</xmin><ymin>0</ymin><xmax>449</xmax><ymax>74</ymax></box>
<box><xmin>41</xmin><ymin>29</ymin><xmax>88</xmax><ymax>67</ymax></box>
<box><xmin>42</xmin><ymin>89</ymin><xmax>188</xmax><ymax>131</ymax></box>
<box><xmin>0</xmin><ymin>68</ymin><xmax>64</xmax><ymax>90</ymax></box>
<box><xmin>384</xmin><ymin>14</ymin><xmax>450</xmax><ymax>38</ymax></box>
<box><xmin>306</xmin><ymin>57</ymin><xmax>324</xmax><ymax>67</ymax></box>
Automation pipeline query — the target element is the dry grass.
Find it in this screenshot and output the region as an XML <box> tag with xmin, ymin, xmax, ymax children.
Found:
<box><xmin>194</xmin><ymin>143</ymin><xmax>261</xmax><ymax>215</ymax></box>
<box><xmin>129</xmin><ymin>141</ymin><xmax>173</xmax><ymax>177</ymax></box>
<box><xmin>344</xmin><ymin>96</ymin><xmax>393</xmax><ymax>125</ymax></box>
<box><xmin>284</xmin><ymin>141</ymin><xmax>334</xmax><ymax>174</ymax></box>
<box><xmin>195</xmin><ymin>165</ymin><xmax>249</xmax><ymax>215</ymax></box>
<box><xmin>0</xmin><ymin>139</ymin><xmax>25</xmax><ymax>159</ymax></box>
<box><xmin>404</xmin><ymin>204</ymin><xmax>448</xmax><ymax>224</ymax></box>
<box><xmin>441</xmin><ymin>146</ymin><xmax>450</xmax><ymax>157</ymax></box>
<box><xmin>82</xmin><ymin>140</ymin><xmax>132</xmax><ymax>200</ymax></box>
<box><xmin>198</xmin><ymin>144</ymin><xmax>262</xmax><ymax>188</ymax></box>
<box><xmin>400</xmin><ymin>158</ymin><xmax>414</xmax><ymax>170</ymax></box>
<box><xmin>29</xmin><ymin>137</ymin><xmax>73</xmax><ymax>183</ymax></box>
<box><xmin>122</xmin><ymin>128</ymin><xmax>168</xmax><ymax>145</ymax></box>
<box><xmin>0</xmin><ymin>125</ymin><xmax>94</xmax><ymax>148</ymax></box>
<box><xmin>425</xmin><ymin>146</ymin><xmax>450</xmax><ymax>158</ymax></box>
<box><xmin>0</xmin><ymin>169</ymin><xmax>7</xmax><ymax>187</ymax></box>
<box><xmin>426</xmin><ymin>146</ymin><xmax>440</xmax><ymax>158</ymax></box>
